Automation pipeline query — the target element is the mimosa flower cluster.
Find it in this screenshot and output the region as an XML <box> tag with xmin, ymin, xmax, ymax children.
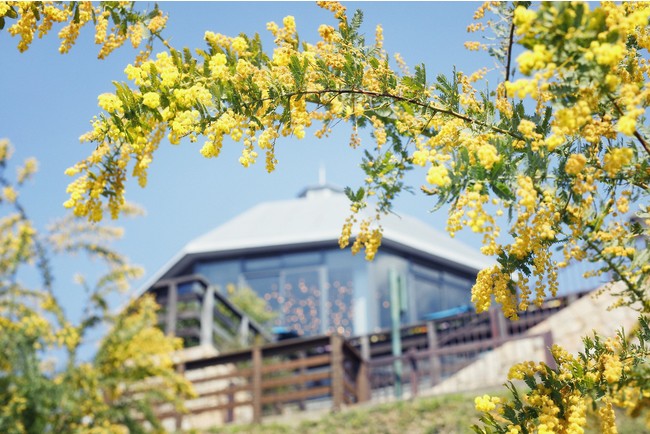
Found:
<box><xmin>476</xmin><ymin>324</ymin><xmax>650</xmax><ymax>434</ymax></box>
<box><xmin>1</xmin><ymin>1</ymin><xmax>168</xmax><ymax>60</ymax></box>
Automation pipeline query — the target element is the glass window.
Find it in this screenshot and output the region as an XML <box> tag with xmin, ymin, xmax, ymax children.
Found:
<box><xmin>194</xmin><ymin>260</ymin><xmax>240</xmax><ymax>292</ymax></box>
<box><xmin>441</xmin><ymin>272</ymin><xmax>473</xmax><ymax>309</ymax></box>
<box><xmin>151</xmin><ymin>286</ymin><xmax>168</xmax><ymax>307</ymax></box>
<box><xmin>244</xmin><ymin>256</ymin><xmax>282</xmax><ymax>271</ymax></box>
<box><xmin>412</xmin><ymin>264</ymin><xmax>441</xmax><ymax>281</ymax></box>
<box><xmin>412</xmin><ymin>267</ymin><xmax>442</xmax><ymax>320</ymax></box>
<box><xmin>325</xmin><ymin>249</ymin><xmax>363</xmax><ymax>267</ymax></box>
<box><xmin>177</xmin><ymin>298</ymin><xmax>202</xmax><ymax>315</ymax></box>
<box><xmin>282</xmin><ymin>269</ymin><xmax>323</xmax><ymax>336</ymax></box>
<box><xmin>326</xmin><ymin>249</ymin><xmax>367</xmax><ymax>335</ymax></box>
<box><xmin>283</xmin><ymin>251</ymin><xmax>322</xmax><ymax>267</ymax></box>
<box><xmin>243</xmin><ymin>271</ymin><xmax>281</xmax><ymax>324</ymax></box>
<box><xmin>326</xmin><ymin>267</ymin><xmax>355</xmax><ymax>336</ymax></box>
<box><xmin>413</xmin><ymin>274</ymin><xmax>443</xmax><ymax>320</ymax></box>
<box><xmin>443</xmin><ymin>272</ymin><xmax>473</xmax><ymax>289</ymax></box>
<box><xmin>375</xmin><ymin>280</ymin><xmax>391</xmax><ymax>330</ymax></box>
<box><xmin>372</xmin><ymin>253</ymin><xmax>409</xmax><ymax>330</ymax></box>
<box><xmin>177</xmin><ymin>281</ymin><xmax>205</xmax><ymax>297</ymax></box>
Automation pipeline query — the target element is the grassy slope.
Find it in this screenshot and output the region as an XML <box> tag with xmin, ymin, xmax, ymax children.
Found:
<box><xmin>208</xmin><ymin>391</ymin><xmax>648</xmax><ymax>434</ymax></box>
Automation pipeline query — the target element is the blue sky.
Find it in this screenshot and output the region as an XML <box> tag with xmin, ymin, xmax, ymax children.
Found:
<box><xmin>1</xmin><ymin>2</ymin><xmax>494</xmax><ymax>317</ymax></box>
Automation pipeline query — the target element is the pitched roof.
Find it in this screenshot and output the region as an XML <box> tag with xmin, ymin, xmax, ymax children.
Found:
<box><xmin>140</xmin><ymin>185</ymin><xmax>491</xmax><ymax>292</ymax></box>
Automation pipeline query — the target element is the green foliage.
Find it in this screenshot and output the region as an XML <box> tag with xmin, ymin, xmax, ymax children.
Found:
<box><xmin>228</xmin><ymin>285</ymin><xmax>277</xmax><ymax>327</ymax></box>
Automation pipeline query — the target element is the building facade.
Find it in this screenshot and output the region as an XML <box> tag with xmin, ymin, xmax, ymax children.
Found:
<box><xmin>140</xmin><ymin>185</ymin><xmax>489</xmax><ymax>347</ymax></box>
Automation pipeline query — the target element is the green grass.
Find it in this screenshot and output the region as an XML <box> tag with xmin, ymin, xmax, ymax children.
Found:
<box><xmin>204</xmin><ymin>391</ymin><xmax>648</xmax><ymax>434</ymax></box>
<box><xmin>208</xmin><ymin>392</ymin><xmax>488</xmax><ymax>434</ymax></box>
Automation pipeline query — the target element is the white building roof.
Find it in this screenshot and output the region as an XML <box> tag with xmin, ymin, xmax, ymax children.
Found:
<box><xmin>140</xmin><ymin>185</ymin><xmax>491</xmax><ymax>292</ymax></box>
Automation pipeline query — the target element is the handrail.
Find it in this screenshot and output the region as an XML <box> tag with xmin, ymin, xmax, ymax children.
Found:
<box><xmin>167</xmin><ymin>333</ymin><xmax>367</xmax><ymax>428</ymax></box>
<box><xmin>158</xmin><ymin>287</ymin><xmax>587</xmax><ymax>428</ymax></box>
<box><xmin>151</xmin><ymin>274</ymin><xmax>273</xmax><ymax>343</ymax></box>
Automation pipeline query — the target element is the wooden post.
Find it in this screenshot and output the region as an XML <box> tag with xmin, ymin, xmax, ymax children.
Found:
<box><xmin>408</xmin><ymin>348</ymin><xmax>418</xmax><ymax>399</ymax></box>
<box><xmin>330</xmin><ymin>334</ymin><xmax>344</xmax><ymax>412</ymax></box>
<box><xmin>226</xmin><ymin>381</ymin><xmax>235</xmax><ymax>423</ymax></box>
<box><xmin>356</xmin><ymin>358</ymin><xmax>370</xmax><ymax>403</ymax></box>
<box><xmin>542</xmin><ymin>331</ymin><xmax>556</xmax><ymax>369</ymax></box>
<box><xmin>489</xmin><ymin>306</ymin><xmax>508</xmax><ymax>339</ymax></box>
<box><xmin>427</xmin><ymin>321</ymin><xmax>441</xmax><ymax>386</ymax></box>
<box><xmin>298</xmin><ymin>350</ymin><xmax>306</xmax><ymax>411</ymax></box>
<box><xmin>252</xmin><ymin>347</ymin><xmax>262</xmax><ymax>423</ymax></box>
<box><xmin>360</xmin><ymin>334</ymin><xmax>371</xmax><ymax>361</ymax></box>
<box><xmin>174</xmin><ymin>362</ymin><xmax>185</xmax><ymax>431</ymax></box>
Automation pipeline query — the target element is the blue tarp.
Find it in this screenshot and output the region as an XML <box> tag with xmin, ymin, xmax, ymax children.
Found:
<box><xmin>422</xmin><ymin>304</ymin><xmax>473</xmax><ymax>321</ymax></box>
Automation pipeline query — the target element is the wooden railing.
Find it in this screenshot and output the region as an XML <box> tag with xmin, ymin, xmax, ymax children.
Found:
<box><xmin>150</xmin><ymin>275</ymin><xmax>271</xmax><ymax>348</ymax></box>
<box><xmin>349</xmin><ymin>291</ymin><xmax>587</xmax><ymax>361</ymax></box>
<box><xmin>164</xmin><ymin>334</ymin><xmax>368</xmax><ymax>429</ymax></box>
<box><xmin>366</xmin><ymin>331</ymin><xmax>555</xmax><ymax>399</ymax></box>
<box><xmin>351</xmin><ymin>292</ymin><xmax>589</xmax><ymax>400</ymax></box>
<box><xmin>159</xmin><ymin>291</ymin><xmax>586</xmax><ymax>428</ymax></box>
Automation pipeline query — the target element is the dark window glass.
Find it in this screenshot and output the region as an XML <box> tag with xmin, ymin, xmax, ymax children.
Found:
<box><xmin>152</xmin><ymin>286</ymin><xmax>168</xmax><ymax>306</ymax></box>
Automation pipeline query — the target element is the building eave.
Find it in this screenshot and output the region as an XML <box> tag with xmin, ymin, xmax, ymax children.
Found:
<box><xmin>135</xmin><ymin>231</ymin><xmax>491</xmax><ymax>300</ymax></box>
<box><xmin>134</xmin><ymin>186</ymin><xmax>491</xmax><ymax>298</ymax></box>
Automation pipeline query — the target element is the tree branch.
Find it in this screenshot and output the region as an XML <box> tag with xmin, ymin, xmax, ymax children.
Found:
<box><xmin>505</xmin><ymin>12</ymin><xmax>516</xmax><ymax>82</ymax></box>
<box><xmin>609</xmin><ymin>99</ymin><xmax>650</xmax><ymax>158</ymax></box>
<box><xmin>633</xmin><ymin>130</ymin><xmax>650</xmax><ymax>158</ymax></box>
<box><xmin>269</xmin><ymin>88</ymin><xmax>523</xmax><ymax>140</ymax></box>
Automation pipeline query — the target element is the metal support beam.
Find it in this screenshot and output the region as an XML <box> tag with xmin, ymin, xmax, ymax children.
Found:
<box><xmin>201</xmin><ymin>285</ymin><xmax>215</xmax><ymax>346</ymax></box>
<box><xmin>166</xmin><ymin>282</ymin><xmax>178</xmax><ymax>337</ymax></box>
<box><xmin>389</xmin><ymin>269</ymin><xmax>403</xmax><ymax>399</ymax></box>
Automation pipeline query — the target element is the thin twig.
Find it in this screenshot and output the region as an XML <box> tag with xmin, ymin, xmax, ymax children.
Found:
<box><xmin>154</xmin><ymin>33</ymin><xmax>173</xmax><ymax>51</ymax></box>
<box><xmin>585</xmin><ymin>238</ymin><xmax>650</xmax><ymax>312</ymax></box>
